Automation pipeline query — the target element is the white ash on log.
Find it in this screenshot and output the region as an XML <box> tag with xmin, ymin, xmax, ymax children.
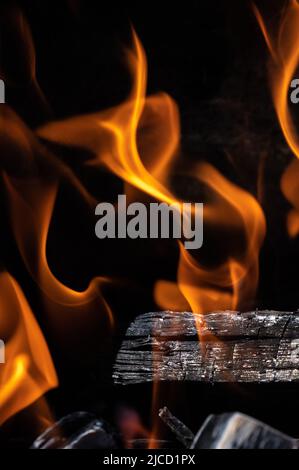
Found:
<box><xmin>113</xmin><ymin>311</ymin><xmax>299</xmax><ymax>385</ymax></box>
<box><xmin>191</xmin><ymin>412</ymin><xmax>298</xmax><ymax>449</ymax></box>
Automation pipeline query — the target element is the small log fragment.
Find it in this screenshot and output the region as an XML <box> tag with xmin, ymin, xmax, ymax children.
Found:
<box><xmin>113</xmin><ymin>311</ymin><xmax>299</xmax><ymax>385</ymax></box>
<box><xmin>191</xmin><ymin>412</ymin><xmax>298</xmax><ymax>449</ymax></box>
<box><xmin>31</xmin><ymin>412</ymin><xmax>118</xmax><ymax>449</ymax></box>
<box><xmin>159</xmin><ymin>407</ymin><xmax>194</xmax><ymax>447</ymax></box>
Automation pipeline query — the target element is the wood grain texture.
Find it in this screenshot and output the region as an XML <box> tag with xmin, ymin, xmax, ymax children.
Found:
<box><xmin>113</xmin><ymin>311</ymin><xmax>299</xmax><ymax>385</ymax></box>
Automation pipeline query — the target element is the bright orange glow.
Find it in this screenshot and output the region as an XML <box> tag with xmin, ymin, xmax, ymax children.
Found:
<box><xmin>154</xmin><ymin>280</ymin><xmax>190</xmax><ymax>311</ymax></box>
<box><xmin>0</xmin><ymin>272</ymin><xmax>57</xmax><ymax>425</ymax></box>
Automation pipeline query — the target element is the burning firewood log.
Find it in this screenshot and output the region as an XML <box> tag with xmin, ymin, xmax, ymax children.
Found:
<box><xmin>113</xmin><ymin>311</ymin><xmax>299</xmax><ymax>385</ymax></box>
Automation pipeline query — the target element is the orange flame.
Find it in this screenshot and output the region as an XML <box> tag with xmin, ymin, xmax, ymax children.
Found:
<box><xmin>0</xmin><ymin>6</ymin><xmax>51</xmax><ymax>114</ymax></box>
<box><xmin>1</xmin><ymin>107</ymin><xmax>114</xmax><ymax>332</ymax></box>
<box><xmin>37</xmin><ymin>31</ymin><xmax>180</xmax><ymax>206</ymax></box>
<box><xmin>254</xmin><ymin>0</ymin><xmax>299</xmax><ymax>237</ymax></box>
<box><xmin>4</xmin><ymin>174</ymin><xmax>114</xmax><ymax>328</ymax></box>
<box><xmin>253</xmin><ymin>1</ymin><xmax>299</xmax><ymax>159</ymax></box>
<box><xmin>6</xmin><ymin>27</ymin><xmax>265</xmax><ymax>445</ymax></box>
<box><xmin>0</xmin><ymin>83</ymin><xmax>113</xmax><ymax>427</ymax></box>
<box><xmin>176</xmin><ymin>163</ymin><xmax>265</xmax><ymax>314</ymax></box>
<box><xmin>0</xmin><ymin>272</ymin><xmax>57</xmax><ymax>425</ymax></box>
<box><xmin>281</xmin><ymin>158</ymin><xmax>299</xmax><ymax>237</ymax></box>
<box><xmin>155</xmin><ymin>161</ymin><xmax>265</xmax><ymax>316</ymax></box>
<box><xmin>36</xmin><ymin>30</ymin><xmax>265</xmax><ymax>316</ymax></box>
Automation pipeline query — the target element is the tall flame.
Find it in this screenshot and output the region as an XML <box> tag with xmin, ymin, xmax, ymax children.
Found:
<box><xmin>254</xmin><ymin>0</ymin><xmax>299</xmax><ymax>237</ymax></box>
<box><xmin>254</xmin><ymin>0</ymin><xmax>299</xmax><ymax>159</ymax></box>
<box><xmin>0</xmin><ymin>272</ymin><xmax>57</xmax><ymax>425</ymax></box>
<box><xmin>4</xmin><ymin>174</ymin><xmax>114</xmax><ymax>328</ymax></box>
<box><xmin>37</xmin><ymin>30</ymin><xmax>265</xmax><ymax>317</ymax></box>
<box><xmin>178</xmin><ymin>163</ymin><xmax>265</xmax><ymax>314</ymax></box>
<box><xmin>37</xmin><ymin>31</ymin><xmax>180</xmax><ymax>206</ymax></box>
<box><xmin>1</xmin><ymin>107</ymin><xmax>114</xmax><ymax>332</ymax></box>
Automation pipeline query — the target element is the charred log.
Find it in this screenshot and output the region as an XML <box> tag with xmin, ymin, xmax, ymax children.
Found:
<box><xmin>113</xmin><ymin>311</ymin><xmax>299</xmax><ymax>385</ymax></box>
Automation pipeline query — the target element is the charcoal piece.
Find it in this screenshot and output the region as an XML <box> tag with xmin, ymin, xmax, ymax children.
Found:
<box><xmin>191</xmin><ymin>412</ymin><xmax>298</xmax><ymax>449</ymax></box>
<box><xmin>31</xmin><ymin>412</ymin><xmax>118</xmax><ymax>449</ymax></box>
<box><xmin>113</xmin><ymin>311</ymin><xmax>299</xmax><ymax>385</ymax></box>
<box><xmin>159</xmin><ymin>407</ymin><xmax>194</xmax><ymax>447</ymax></box>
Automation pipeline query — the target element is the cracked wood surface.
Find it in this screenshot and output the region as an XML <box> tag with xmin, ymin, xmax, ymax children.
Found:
<box><xmin>113</xmin><ymin>311</ymin><xmax>299</xmax><ymax>385</ymax></box>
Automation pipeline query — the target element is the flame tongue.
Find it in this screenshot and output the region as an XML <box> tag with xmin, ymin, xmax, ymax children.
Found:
<box><xmin>0</xmin><ymin>272</ymin><xmax>57</xmax><ymax>426</ymax></box>
<box><xmin>178</xmin><ymin>163</ymin><xmax>265</xmax><ymax>314</ymax></box>
<box><xmin>155</xmin><ymin>162</ymin><xmax>266</xmax><ymax>315</ymax></box>
<box><xmin>254</xmin><ymin>1</ymin><xmax>299</xmax><ymax>238</ymax></box>
<box><xmin>37</xmin><ymin>31</ymin><xmax>180</xmax><ymax>206</ymax></box>
<box><xmin>254</xmin><ymin>0</ymin><xmax>299</xmax><ymax>159</ymax></box>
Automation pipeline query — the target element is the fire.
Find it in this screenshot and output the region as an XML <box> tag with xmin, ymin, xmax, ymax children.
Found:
<box><xmin>254</xmin><ymin>0</ymin><xmax>299</xmax><ymax>237</ymax></box>
<box><xmin>35</xmin><ymin>29</ymin><xmax>266</xmax><ymax>447</ymax></box>
<box><xmin>0</xmin><ymin>11</ymin><xmax>113</xmax><ymax>425</ymax></box>
<box><xmin>4</xmin><ymin>174</ymin><xmax>114</xmax><ymax>329</ymax></box>
<box><xmin>1</xmin><ymin>10</ymin><xmax>267</xmax><ymax>443</ymax></box>
<box><xmin>253</xmin><ymin>0</ymin><xmax>299</xmax><ymax>160</ymax></box>
<box><xmin>0</xmin><ymin>6</ymin><xmax>50</xmax><ymax>114</ymax></box>
<box><xmin>37</xmin><ymin>31</ymin><xmax>180</xmax><ymax>206</ymax></box>
<box><xmin>0</xmin><ymin>272</ymin><xmax>57</xmax><ymax>425</ymax></box>
<box><xmin>177</xmin><ymin>163</ymin><xmax>265</xmax><ymax>314</ymax></box>
<box><xmin>281</xmin><ymin>159</ymin><xmax>299</xmax><ymax>237</ymax></box>
<box><xmin>36</xmin><ymin>30</ymin><xmax>265</xmax><ymax>317</ymax></box>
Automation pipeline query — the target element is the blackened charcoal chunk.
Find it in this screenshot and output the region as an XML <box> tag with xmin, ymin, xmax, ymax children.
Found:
<box><xmin>114</xmin><ymin>311</ymin><xmax>299</xmax><ymax>385</ymax></box>
<box><xmin>31</xmin><ymin>412</ymin><xmax>118</xmax><ymax>449</ymax></box>
<box><xmin>191</xmin><ymin>413</ymin><xmax>298</xmax><ymax>449</ymax></box>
